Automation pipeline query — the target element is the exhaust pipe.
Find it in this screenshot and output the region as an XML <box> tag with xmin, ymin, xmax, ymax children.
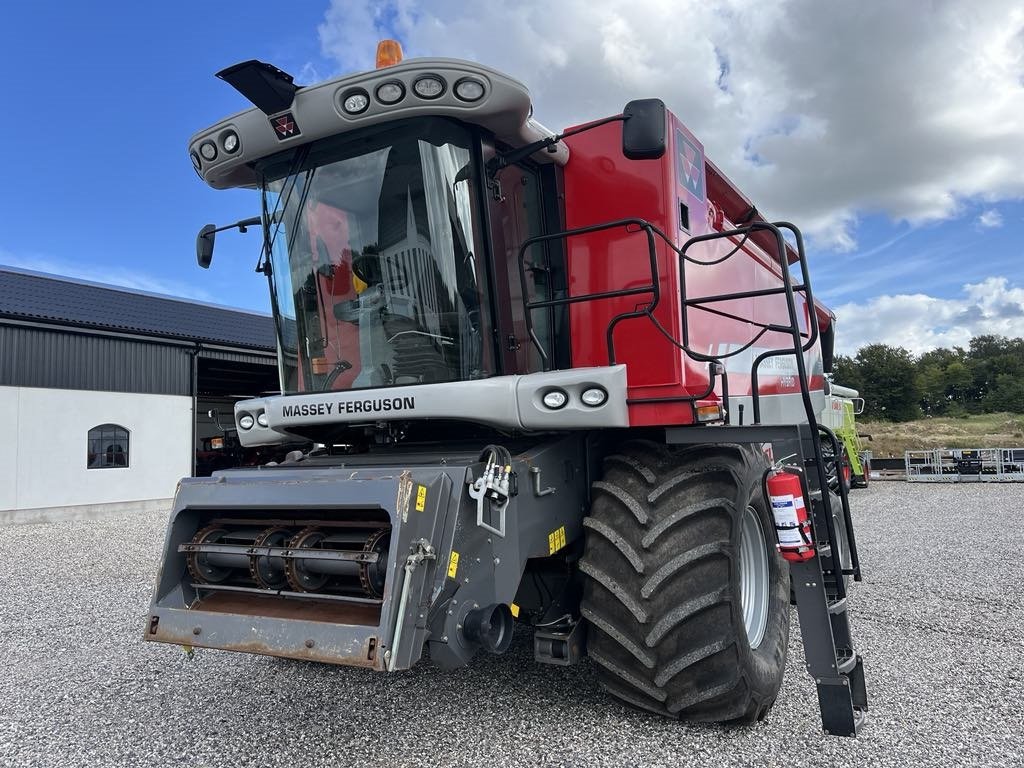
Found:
<box><xmin>463</xmin><ymin>603</ymin><xmax>514</xmax><ymax>654</ymax></box>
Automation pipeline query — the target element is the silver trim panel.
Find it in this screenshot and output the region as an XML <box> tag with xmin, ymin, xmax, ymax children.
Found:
<box><xmin>728</xmin><ymin>390</ymin><xmax>825</xmax><ymax>427</ymax></box>
<box><xmin>234</xmin><ymin>366</ymin><xmax>628</xmax><ymax>445</ymax></box>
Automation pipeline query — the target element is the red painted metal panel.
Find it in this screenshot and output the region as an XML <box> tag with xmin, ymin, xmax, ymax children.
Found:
<box><xmin>561</xmin><ymin>111</ymin><xmax>830</xmax><ymax>427</ymax></box>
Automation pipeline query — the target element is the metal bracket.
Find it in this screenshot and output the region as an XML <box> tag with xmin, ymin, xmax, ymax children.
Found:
<box><xmin>534</xmin><ymin>620</ymin><xmax>586</xmax><ymax>666</ymax></box>
<box><xmin>530</xmin><ymin>466</ymin><xmax>556</xmax><ymax>497</ymax></box>
<box><xmin>468</xmin><ymin>455</ymin><xmax>512</xmax><ymax>538</ymax></box>
<box><xmin>386</xmin><ymin>538</ymin><xmax>436</xmax><ymax>672</ymax></box>
<box><xmin>487</xmin><ymin>176</ymin><xmax>504</xmax><ymax>202</ymax></box>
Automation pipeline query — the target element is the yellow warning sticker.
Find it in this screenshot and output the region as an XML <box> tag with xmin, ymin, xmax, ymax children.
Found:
<box><xmin>510</xmin><ymin>603</ymin><xmax>520</xmax><ymax>618</ymax></box>
<box><xmin>447</xmin><ymin>550</ymin><xmax>460</xmax><ymax>579</ymax></box>
<box><xmin>548</xmin><ymin>525</ymin><xmax>567</xmax><ymax>555</ymax></box>
<box><xmin>415</xmin><ymin>485</ymin><xmax>427</xmax><ymax>512</ymax></box>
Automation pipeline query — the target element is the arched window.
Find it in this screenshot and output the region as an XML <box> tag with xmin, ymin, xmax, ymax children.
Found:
<box><xmin>87</xmin><ymin>424</ymin><xmax>130</xmax><ymax>469</ymax></box>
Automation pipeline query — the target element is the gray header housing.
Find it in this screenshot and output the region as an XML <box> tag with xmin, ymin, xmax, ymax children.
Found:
<box><xmin>191</xmin><ymin>57</ymin><xmax>569</xmax><ymax>190</ymax></box>
<box><xmin>234</xmin><ymin>366</ymin><xmax>628</xmax><ymax>446</ymax></box>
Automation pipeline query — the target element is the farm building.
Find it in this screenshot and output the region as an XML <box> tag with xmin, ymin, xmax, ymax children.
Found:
<box><xmin>0</xmin><ymin>266</ymin><xmax>276</xmax><ymax>519</ymax></box>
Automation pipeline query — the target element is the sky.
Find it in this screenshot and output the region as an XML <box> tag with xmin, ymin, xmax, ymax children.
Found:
<box><xmin>2</xmin><ymin>0</ymin><xmax>1023</xmax><ymax>356</ymax></box>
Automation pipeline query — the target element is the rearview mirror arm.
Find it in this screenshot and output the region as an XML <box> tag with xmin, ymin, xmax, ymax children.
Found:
<box><xmin>486</xmin><ymin>114</ymin><xmax>626</xmax><ymax>177</ymax></box>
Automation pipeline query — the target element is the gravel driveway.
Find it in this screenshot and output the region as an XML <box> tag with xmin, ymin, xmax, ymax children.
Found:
<box><xmin>0</xmin><ymin>482</ymin><xmax>1021</xmax><ymax>767</ymax></box>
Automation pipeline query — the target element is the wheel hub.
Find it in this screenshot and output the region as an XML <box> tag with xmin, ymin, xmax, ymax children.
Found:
<box><xmin>738</xmin><ymin>505</ymin><xmax>770</xmax><ymax>650</ymax></box>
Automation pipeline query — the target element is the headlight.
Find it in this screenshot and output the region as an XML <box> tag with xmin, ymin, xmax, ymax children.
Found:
<box><xmin>342</xmin><ymin>89</ymin><xmax>370</xmax><ymax>114</ymax></box>
<box><xmin>413</xmin><ymin>75</ymin><xmax>445</xmax><ymax>99</ymax></box>
<box><xmin>256</xmin><ymin>412</ymin><xmax>269</xmax><ymax>427</ymax></box>
<box><xmin>190</xmin><ymin>151</ymin><xmax>202</xmax><ymax>173</ymax></box>
<box><xmin>221</xmin><ymin>131</ymin><xmax>239</xmax><ymax>154</ymax></box>
<box><xmin>238</xmin><ymin>413</ymin><xmax>255</xmax><ymax>430</ymax></box>
<box><xmin>454</xmin><ymin>78</ymin><xmax>485</xmax><ymax>102</ymax></box>
<box><xmin>199</xmin><ymin>141</ymin><xmax>217</xmax><ymax>161</ymax></box>
<box><xmin>542</xmin><ymin>390</ymin><xmax>568</xmax><ymax>410</ymax></box>
<box><xmin>581</xmin><ymin>387</ymin><xmax>608</xmax><ymax>407</ymax></box>
<box><xmin>375</xmin><ymin>81</ymin><xmax>405</xmax><ymax>105</ymax></box>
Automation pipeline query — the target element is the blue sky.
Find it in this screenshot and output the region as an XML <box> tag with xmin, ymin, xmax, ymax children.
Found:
<box><xmin>1</xmin><ymin>2</ymin><xmax>333</xmax><ymax>313</ymax></box>
<box><xmin>3</xmin><ymin>1</ymin><xmax>1022</xmax><ymax>355</ymax></box>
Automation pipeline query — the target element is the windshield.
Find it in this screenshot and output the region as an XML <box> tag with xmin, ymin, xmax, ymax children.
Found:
<box><xmin>260</xmin><ymin>119</ymin><xmax>493</xmax><ymax>394</ymax></box>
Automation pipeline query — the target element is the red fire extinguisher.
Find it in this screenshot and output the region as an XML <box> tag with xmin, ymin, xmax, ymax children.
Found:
<box><xmin>766</xmin><ymin>470</ymin><xmax>815</xmax><ymax>562</ymax></box>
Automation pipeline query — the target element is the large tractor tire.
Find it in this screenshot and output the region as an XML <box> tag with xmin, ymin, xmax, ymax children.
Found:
<box><xmin>580</xmin><ymin>442</ymin><xmax>790</xmax><ymax>723</ymax></box>
<box><xmin>851</xmin><ymin>455</ymin><xmax>870</xmax><ymax>489</ymax></box>
<box><xmin>826</xmin><ymin>491</ymin><xmax>853</xmax><ymax>588</ymax></box>
<box><xmin>820</xmin><ymin>438</ymin><xmax>851</xmax><ymax>494</ymax></box>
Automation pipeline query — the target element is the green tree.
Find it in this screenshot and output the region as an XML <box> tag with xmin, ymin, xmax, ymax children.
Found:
<box><xmin>945</xmin><ymin>361</ymin><xmax>974</xmax><ymax>405</ymax></box>
<box><xmin>833</xmin><ymin>336</ymin><xmax>1024</xmax><ymax>419</ymax></box>
<box><xmin>916</xmin><ymin>347</ymin><xmax>963</xmax><ymax>415</ymax></box>
<box><xmin>917</xmin><ymin>362</ymin><xmax>949</xmax><ymax>415</ymax></box>
<box><xmin>983</xmin><ymin>373</ymin><xmax>1024</xmax><ymax>413</ymax></box>
<box><xmin>966</xmin><ymin>335</ymin><xmax>1024</xmax><ymax>406</ymax></box>
<box><xmin>853</xmin><ymin>344</ymin><xmax>921</xmax><ymax>421</ymax></box>
<box><xmin>832</xmin><ymin>354</ymin><xmax>863</xmax><ymax>394</ymax></box>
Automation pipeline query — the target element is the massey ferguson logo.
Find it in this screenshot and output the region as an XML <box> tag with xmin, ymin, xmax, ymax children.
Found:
<box><xmin>271</xmin><ymin>112</ymin><xmax>300</xmax><ymax>139</ymax></box>
<box><xmin>676</xmin><ymin>129</ymin><xmax>705</xmax><ymax>201</ymax></box>
<box><xmin>280</xmin><ymin>396</ymin><xmax>416</xmax><ymax>419</ymax></box>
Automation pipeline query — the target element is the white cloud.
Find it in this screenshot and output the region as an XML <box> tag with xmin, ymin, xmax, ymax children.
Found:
<box><xmin>977</xmin><ymin>209</ymin><xmax>1004</xmax><ymax>228</ymax></box>
<box><xmin>834</xmin><ymin>277</ymin><xmax>1024</xmax><ymax>355</ymax></box>
<box><xmin>0</xmin><ymin>250</ymin><xmax>218</xmax><ymax>304</ymax></box>
<box><xmin>318</xmin><ymin>0</ymin><xmax>1024</xmax><ymax>250</ymax></box>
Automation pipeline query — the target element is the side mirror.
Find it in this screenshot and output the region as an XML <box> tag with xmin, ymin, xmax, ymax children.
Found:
<box><xmin>820</xmin><ymin>323</ymin><xmax>835</xmax><ymax>373</ymax></box>
<box><xmin>207</xmin><ymin>409</ymin><xmax>226</xmax><ymax>431</ymax></box>
<box><xmin>197</xmin><ymin>224</ymin><xmax>217</xmax><ymax>269</ymax></box>
<box><xmin>622</xmin><ymin>99</ymin><xmax>667</xmax><ymax>160</ymax></box>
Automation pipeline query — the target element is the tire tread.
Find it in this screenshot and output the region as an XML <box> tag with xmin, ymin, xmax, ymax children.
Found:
<box><xmin>580</xmin><ymin>441</ymin><xmax>788</xmax><ymax>724</ymax></box>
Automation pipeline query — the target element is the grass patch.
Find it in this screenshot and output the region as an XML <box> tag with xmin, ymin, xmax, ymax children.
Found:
<box><xmin>859</xmin><ymin>412</ymin><xmax>1024</xmax><ymax>457</ymax></box>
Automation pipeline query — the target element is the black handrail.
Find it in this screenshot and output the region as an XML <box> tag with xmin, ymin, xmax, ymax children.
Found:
<box><xmin>517</xmin><ymin>218</ymin><xmax>660</xmax><ymax>367</ymax></box>
<box><xmin>517</xmin><ymin>217</ymin><xmax>821</xmax><ymax>439</ymax></box>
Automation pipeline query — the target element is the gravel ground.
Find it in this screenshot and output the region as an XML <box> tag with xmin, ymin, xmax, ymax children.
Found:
<box><xmin>1</xmin><ymin>482</ymin><xmax>1022</xmax><ymax>767</ymax></box>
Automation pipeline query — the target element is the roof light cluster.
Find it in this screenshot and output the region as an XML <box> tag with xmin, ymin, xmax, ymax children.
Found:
<box><xmin>191</xmin><ymin>40</ymin><xmax>520</xmax><ymax>185</ymax></box>
<box><xmin>191</xmin><ymin>128</ymin><xmax>241</xmax><ymax>174</ymax></box>
<box><xmin>339</xmin><ymin>72</ymin><xmax>485</xmax><ymax>116</ymax></box>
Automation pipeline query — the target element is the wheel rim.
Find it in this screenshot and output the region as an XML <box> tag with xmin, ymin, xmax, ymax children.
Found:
<box><xmin>832</xmin><ymin>507</ymin><xmax>851</xmax><ymax>570</ymax></box>
<box><xmin>739</xmin><ymin>505</ymin><xmax>770</xmax><ymax>650</ymax></box>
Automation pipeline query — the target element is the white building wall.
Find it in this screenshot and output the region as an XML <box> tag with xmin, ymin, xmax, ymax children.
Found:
<box><xmin>1</xmin><ymin>386</ymin><xmax>192</xmax><ymax>511</ymax></box>
<box><xmin>0</xmin><ymin>388</ymin><xmax>19</xmax><ymax>510</ymax></box>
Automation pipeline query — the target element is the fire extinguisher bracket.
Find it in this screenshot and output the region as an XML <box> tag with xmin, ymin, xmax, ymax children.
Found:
<box><xmin>766</xmin><ymin>468</ymin><xmax>816</xmax><ymax>563</ymax></box>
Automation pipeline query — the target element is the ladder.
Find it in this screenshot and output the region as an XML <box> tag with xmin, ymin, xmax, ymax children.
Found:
<box><xmin>793</xmin><ymin>424</ymin><xmax>868</xmax><ymax>735</ymax></box>
<box><xmin>679</xmin><ymin>221</ymin><xmax>869</xmax><ymax>736</ymax></box>
<box><xmin>515</xmin><ymin>216</ymin><xmax>870</xmax><ymax>735</ymax></box>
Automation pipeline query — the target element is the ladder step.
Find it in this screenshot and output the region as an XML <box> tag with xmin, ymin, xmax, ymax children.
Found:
<box><xmin>815</xmin><ymin>677</ymin><xmax>863</xmax><ymax>737</ymax></box>
<box><xmin>837</xmin><ymin>649</ymin><xmax>857</xmax><ymax>675</ymax></box>
<box><xmin>853</xmin><ymin>706</ymin><xmax>867</xmax><ymax>733</ymax></box>
<box><xmin>828</xmin><ymin>597</ymin><xmax>847</xmax><ymax>615</ymax></box>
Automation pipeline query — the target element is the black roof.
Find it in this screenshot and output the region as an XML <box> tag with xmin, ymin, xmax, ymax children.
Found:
<box><xmin>0</xmin><ymin>267</ymin><xmax>275</xmax><ymax>351</ymax></box>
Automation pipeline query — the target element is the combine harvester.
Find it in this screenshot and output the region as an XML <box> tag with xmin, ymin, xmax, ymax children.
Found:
<box><xmin>146</xmin><ymin>41</ymin><xmax>867</xmax><ymax>736</ymax></box>
<box><xmin>819</xmin><ymin>382</ymin><xmax>871</xmax><ymax>489</ymax></box>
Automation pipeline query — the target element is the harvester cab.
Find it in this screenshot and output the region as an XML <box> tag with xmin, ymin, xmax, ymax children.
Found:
<box><xmin>146</xmin><ymin>41</ymin><xmax>868</xmax><ymax>737</ymax></box>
